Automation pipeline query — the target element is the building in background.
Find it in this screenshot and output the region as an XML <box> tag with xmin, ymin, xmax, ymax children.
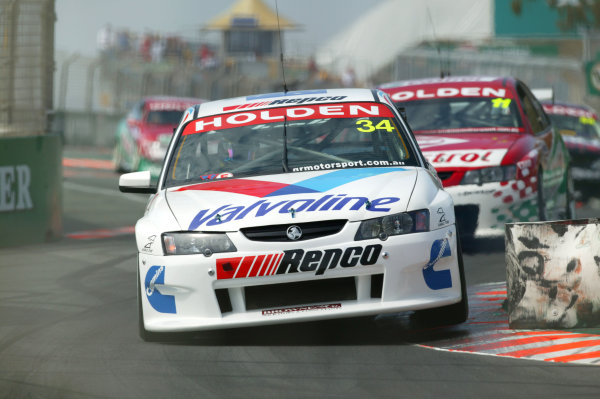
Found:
<box><xmin>203</xmin><ymin>0</ymin><xmax>299</xmax><ymax>81</ymax></box>
<box><xmin>203</xmin><ymin>0</ymin><xmax>298</xmax><ymax>60</ymax></box>
<box><xmin>0</xmin><ymin>0</ymin><xmax>55</xmax><ymax>136</ymax></box>
<box><xmin>321</xmin><ymin>0</ymin><xmax>600</xmax><ymax>109</ymax></box>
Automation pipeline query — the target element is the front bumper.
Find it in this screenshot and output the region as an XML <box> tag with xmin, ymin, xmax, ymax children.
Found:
<box><xmin>138</xmin><ymin>224</ymin><xmax>462</xmax><ymax>332</ymax></box>
<box><xmin>447</xmin><ymin>179</ymin><xmax>538</xmax><ymax>239</ymax></box>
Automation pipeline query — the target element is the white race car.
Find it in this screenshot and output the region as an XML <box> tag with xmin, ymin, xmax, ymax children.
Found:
<box><xmin>119</xmin><ymin>88</ymin><xmax>467</xmax><ymax>341</ymax></box>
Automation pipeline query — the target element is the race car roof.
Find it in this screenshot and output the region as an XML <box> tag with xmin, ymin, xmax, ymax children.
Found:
<box><xmin>378</xmin><ymin>76</ymin><xmax>513</xmax><ymax>102</ymax></box>
<box><xmin>542</xmin><ymin>102</ymin><xmax>598</xmax><ymax>119</ymax></box>
<box><xmin>143</xmin><ymin>96</ymin><xmax>206</xmax><ymax>111</ymax></box>
<box><xmin>194</xmin><ymin>88</ymin><xmax>382</xmax><ymax>119</ymax></box>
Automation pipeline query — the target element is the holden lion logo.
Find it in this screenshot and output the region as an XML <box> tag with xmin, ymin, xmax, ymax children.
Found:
<box><xmin>286</xmin><ymin>225</ymin><xmax>303</xmax><ymax>241</ymax></box>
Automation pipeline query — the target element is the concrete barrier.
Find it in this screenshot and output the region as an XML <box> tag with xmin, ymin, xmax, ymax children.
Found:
<box><xmin>0</xmin><ymin>135</ymin><xmax>62</xmax><ymax>247</ymax></box>
<box><xmin>506</xmin><ymin>219</ymin><xmax>600</xmax><ymax>329</ymax></box>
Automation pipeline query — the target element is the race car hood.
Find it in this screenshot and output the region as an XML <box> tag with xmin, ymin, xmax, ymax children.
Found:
<box><xmin>164</xmin><ymin>168</ymin><xmax>418</xmax><ymax>231</ymax></box>
<box><xmin>415</xmin><ymin>132</ymin><xmax>520</xmax><ymax>169</ymax></box>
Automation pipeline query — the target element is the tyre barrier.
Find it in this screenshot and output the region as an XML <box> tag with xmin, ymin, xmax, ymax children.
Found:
<box><xmin>506</xmin><ymin>219</ymin><xmax>600</xmax><ymax>329</ymax></box>
<box><xmin>0</xmin><ymin>135</ymin><xmax>62</xmax><ymax>248</ymax></box>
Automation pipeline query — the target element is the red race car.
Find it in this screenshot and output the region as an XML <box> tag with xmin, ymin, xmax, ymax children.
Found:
<box><xmin>542</xmin><ymin>102</ymin><xmax>600</xmax><ymax>201</ymax></box>
<box><xmin>113</xmin><ymin>96</ymin><xmax>206</xmax><ymax>177</ymax></box>
<box><xmin>379</xmin><ymin>76</ymin><xmax>574</xmax><ymax>241</ymax></box>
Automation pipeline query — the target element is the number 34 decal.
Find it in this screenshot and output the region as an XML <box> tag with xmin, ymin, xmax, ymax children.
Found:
<box><xmin>356</xmin><ymin>119</ymin><xmax>396</xmax><ymax>133</ymax></box>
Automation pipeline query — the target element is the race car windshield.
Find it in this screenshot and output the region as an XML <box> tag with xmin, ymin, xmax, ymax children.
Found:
<box><xmin>547</xmin><ymin>114</ymin><xmax>600</xmax><ymax>141</ymax></box>
<box><xmin>146</xmin><ymin>110</ymin><xmax>185</xmax><ymax>125</ymax></box>
<box><xmin>400</xmin><ymin>97</ymin><xmax>524</xmax><ymax>134</ymax></box>
<box><xmin>163</xmin><ymin>103</ymin><xmax>417</xmax><ymax>188</ymax></box>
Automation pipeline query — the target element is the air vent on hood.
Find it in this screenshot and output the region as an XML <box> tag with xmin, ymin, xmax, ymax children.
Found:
<box><xmin>240</xmin><ymin>220</ymin><xmax>347</xmax><ymax>242</ymax></box>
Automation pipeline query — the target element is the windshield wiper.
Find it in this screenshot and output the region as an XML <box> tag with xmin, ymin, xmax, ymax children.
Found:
<box><xmin>282</xmin><ymin>114</ymin><xmax>289</xmax><ymax>172</ymax></box>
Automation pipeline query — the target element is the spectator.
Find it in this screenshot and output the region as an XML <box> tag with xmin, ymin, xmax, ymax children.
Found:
<box><xmin>116</xmin><ymin>29</ymin><xmax>131</xmax><ymax>55</ymax></box>
<box><xmin>97</xmin><ymin>24</ymin><xmax>114</xmax><ymax>57</ymax></box>
<box><xmin>341</xmin><ymin>66</ymin><xmax>356</xmax><ymax>87</ymax></box>
<box><xmin>199</xmin><ymin>44</ymin><xmax>216</xmax><ymax>69</ymax></box>
<box><xmin>308</xmin><ymin>56</ymin><xmax>318</xmax><ymax>77</ymax></box>
<box><xmin>151</xmin><ymin>36</ymin><xmax>165</xmax><ymax>63</ymax></box>
<box><xmin>139</xmin><ymin>33</ymin><xmax>153</xmax><ymax>62</ymax></box>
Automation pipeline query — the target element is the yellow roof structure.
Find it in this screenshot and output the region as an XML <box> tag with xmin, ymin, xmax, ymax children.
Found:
<box><xmin>204</xmin><ymin>0</ymin><xmax>299</xmax><ymax>30</ymax></box>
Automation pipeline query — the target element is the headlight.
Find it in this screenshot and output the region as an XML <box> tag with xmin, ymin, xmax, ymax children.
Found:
<box><xmin>461</xmin><ymin>165</ymin><xmax>516</xmax><ymax>185</ymax></box>
<box><xmin>162</xmin><ymin>232</ymin><xmax>237</xmax><ymax>256</ymax></box>
<box><xmin>355</xmin><ymin>210</ymin><xmax>429</xmax><ymax>241</ymax></box>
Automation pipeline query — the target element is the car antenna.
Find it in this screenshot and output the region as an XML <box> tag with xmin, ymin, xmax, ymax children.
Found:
<box><xmin>282</xmin><ymin>114</ymin><xmax>290</xmax><ymax>172</ymax></box>
<box><xmin>426</xmin><ymin>7</ymin><xmax>448</xmax><ymax>79</ymax></box>
<box><xmin>275</xmin><ymin>0</ymin><xmax>288</xmax><ymax>93</ymax></box>
<box><xmin>275</xmin><ymin>0</ymin><xmax>289</xmax><ymax>172</ymax></box>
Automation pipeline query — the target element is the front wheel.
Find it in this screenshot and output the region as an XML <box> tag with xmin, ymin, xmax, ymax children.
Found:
<box><xmin>537</xmin><ymin>169</ymin><xmax>547</xmax><ymax>221</ymax></box>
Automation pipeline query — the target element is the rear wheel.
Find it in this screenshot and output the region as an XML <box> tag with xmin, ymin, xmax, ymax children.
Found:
<box><xmin>413</xmin><ymin>233</ymin><xmax>468</xmax><ymax>326</ymax></box>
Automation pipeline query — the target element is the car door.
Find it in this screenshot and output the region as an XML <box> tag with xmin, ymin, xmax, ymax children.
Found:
<box><xmin>516</xmin><ymin>81</ymin><xmax>568</xmax><ymax>219</ymax></box>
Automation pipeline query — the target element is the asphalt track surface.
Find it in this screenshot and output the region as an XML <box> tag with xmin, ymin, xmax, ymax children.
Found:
<box><xmin>1</xmin><ymin>147</ymin><xmax>600</xmax><ymax>398</ymax></box>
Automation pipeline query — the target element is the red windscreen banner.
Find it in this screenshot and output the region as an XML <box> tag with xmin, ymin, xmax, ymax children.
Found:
<box><xmin>182</xmin><ymin>102</ymin><xmax>395</xmax><ymax>135</ymax></box>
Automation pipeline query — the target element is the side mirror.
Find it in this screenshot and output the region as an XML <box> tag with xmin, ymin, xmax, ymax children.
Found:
<box><xmin>119</xmin><ymin>171</ymin><xmax>157</xmax><ymax>194</ymax></box>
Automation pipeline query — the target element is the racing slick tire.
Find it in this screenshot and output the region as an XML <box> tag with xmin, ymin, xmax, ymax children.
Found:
<box><xmin>564</xmin><ymin>167</ymin><xmax>576</xmax><ymax>220</ymax></box>
<box><xmin>537</xmin><ymin>169</ymin><xmax>547</xmax><ymax>221</ymax></box>
<box><xmin>413</xmin><ymin>233</ymin><xmax>468</xmax><ymax>327</ymax></box>
<box><xmin>113</xmin><ymin>142</ymin><xmax>127</xmax><ymax>173</ymax></box>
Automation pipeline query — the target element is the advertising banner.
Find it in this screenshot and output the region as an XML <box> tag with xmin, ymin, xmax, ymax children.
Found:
<box><xmin>0</xmin><ymin>135</ymin><xmax>62</xmax><ymax>247</ymax></box>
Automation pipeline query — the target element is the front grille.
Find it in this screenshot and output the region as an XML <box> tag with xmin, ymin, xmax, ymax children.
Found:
<box><xmin>240</xmin><ymin>219</ymin><xmax>347</xmax><ymax>242</ymax></box>
<box><xmin>245</xmin><ymin>277</ymin><xmax>356</xmax><ymax>310</ymax></box>
<box><xmin>371</xmin><ymin>274</ymin><xmax>383</xmax><ymax>298</ymax></box>
<box><xmin>215</xmin><ymin>273</ymin><xmax>384</xmax><ymax>314</ymax></box>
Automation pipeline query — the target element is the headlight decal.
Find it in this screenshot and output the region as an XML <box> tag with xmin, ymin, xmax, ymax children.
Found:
<box><xmin>422</xmin><ymin>237</ymin><xmax>453</xmax><ymax>290</ymax></box>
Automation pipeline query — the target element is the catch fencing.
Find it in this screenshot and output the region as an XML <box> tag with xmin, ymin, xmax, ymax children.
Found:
<box><xmin>0</xmin><ymin>0</ymin><xmax>54</xmax><ymax>137</ymax></box>
<box><xmin>0</xmin><ymin>0</ymin><xmax>62</xmax><ymax>247</ymax></box>
<box><xmin>54</xmin><ymin>41</ymin><xmax>600</xmax><ymax>147</ymax></box>
<box><xmin>53</xmin><ymin>53</ymin><xmax>306</xmax><ymax>114</ymax></box>
<box><xmin>53</xmin><ymin>52</ymin><xmax>313</xmax><ymax>146</ymax></box>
